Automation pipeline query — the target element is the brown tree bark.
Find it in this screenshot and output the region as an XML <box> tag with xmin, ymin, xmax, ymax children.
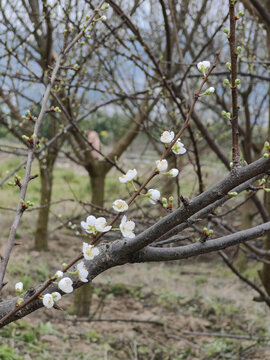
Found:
<box><xmin>34</xmin><ymin>152</ymin><xmax>58</xmax><ymax>250</ymax></box>
<box><xmin>74</xmin><ymin>164</ymin><xmax>108</xmax><ymax>316</ymax></box>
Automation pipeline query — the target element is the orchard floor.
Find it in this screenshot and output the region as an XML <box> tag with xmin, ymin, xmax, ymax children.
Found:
<box><xmin>1</xmin><ymin>243</ymin><xmax>270</xmax><ymax>360</ymax></box>
<box><xmin>0</xmin><ymin>146</ymin><xmax>269</xmax><ymax>359</ymax></box>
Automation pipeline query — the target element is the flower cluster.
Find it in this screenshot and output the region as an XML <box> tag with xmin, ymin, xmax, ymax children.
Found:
<box><xmin>14</xmin><ymin>57</ymin><xmax>215</xmax><ymax>316</ymax></box>
<box><xmin>43</xmin><ymin>292</ymin><xmax>61</xmax><ymax>309</ymax></box>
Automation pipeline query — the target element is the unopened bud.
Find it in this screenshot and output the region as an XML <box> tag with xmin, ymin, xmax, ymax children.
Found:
<box><xmin>236</xmin><ymin>46</ymin><xmax>242</xmax><ymax>53</ymax></box>
<box><xmin>162</xmin><ymin>197</ymin><xmax>168</xmax><ymax>208</ymax></box>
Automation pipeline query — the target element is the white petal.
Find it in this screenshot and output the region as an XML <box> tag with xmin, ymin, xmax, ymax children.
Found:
<box><xmin>102</xmin><ymin>225</ymin><xmax>112</xmax><ymax>232</ymax></box>
<box><xmin>86</xmin><ymin>215</ymin><xmax>96</xmax><ymax>225</ymax></box>
<box><xmin>80</xmin><ymin>221</ymin><xmax>88</xmax><ymax>229</ymax></box>
<box><xmin>124</xmin><ymin>231</ymin><xmax>135</xmax><ymax>239</ymax></box>
<box><xmin>52</xmin><ymin>292</ymin><xmax>61</xmax><ymax>302</ymax></box>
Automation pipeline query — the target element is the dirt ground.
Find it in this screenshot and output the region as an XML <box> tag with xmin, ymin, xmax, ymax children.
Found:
<box><xmin>1</xmin><ymin>237</ymin><xmax>270</xmax><ymax>360</ymax></box>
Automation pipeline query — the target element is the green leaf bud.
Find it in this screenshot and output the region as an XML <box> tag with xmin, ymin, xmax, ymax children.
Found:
<box><xmin>236</xmin><ymin>46</ymin><xmax>242</xmax><ymax>53</ymax></box>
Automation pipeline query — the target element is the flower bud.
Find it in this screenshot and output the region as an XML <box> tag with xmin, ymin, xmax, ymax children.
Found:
<box><xmin>238</xmin><ymin>11</ymin><xmax>244</xmax><ymax>17</ymax></box>
<box><xmin>223</xmin><ymin>27</ymin><xmax>229</xmax><ymax>35</ymax></box>
<box><xmin>162</xmin><ymin>197</ymin><xmax>168</xmax><ymax>208</ymax></box>
<box><xmin>264</xmin><ymin>141</ymin><xmax>270</xmax><ymax>148</ymax></box>
<box><xmin>228</xmin><ymin>192</ymin><xmax>238</xmax><ymax>197</ymax></box>
<box><xmin>264</xmin><ymin>153</ymin><xmax>269</xmax><ymax>159</ymax></box>
<box><xmin>225</xmin><ymin>62</ymin><xmax>231</xmax><ymax>70</ymax></box>
<box><xmin>224</xmin><ymin>79</ymin><xmax>230</xmax><ymax>86</ymax></box>
<box><xmin>235</xmin><ymin>78</ymin><xmax>241</xmax><ymax>85</ymax></box>
<box><xmin>236</xmin><ymin>46</ymin><xmax>242</xmax><ymax>53</ymax></box>
<box><xmin>205</xmin><ymin>87</ymin><xmax>215</xmax><ymax>95</ymax></box>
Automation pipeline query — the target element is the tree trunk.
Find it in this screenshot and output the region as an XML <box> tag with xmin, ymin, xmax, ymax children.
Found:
<box><xmin>90</xmin><ymin>173</ymin><xmax>105</xmax><ymax>208</ymax></box>
<box><xmin>74</xmin><ymin>167</ymin><xmax>107</xmax><ymax>316</ymax></box>
<box><xmin>34</xmin><ymin>154</ymin><xmax>57</xmax><ymax>250</ymax></box>
<box><xmin>235</xmin><ymin>195</ymin><xmax>253</xmax><ymax>271</ymax></box>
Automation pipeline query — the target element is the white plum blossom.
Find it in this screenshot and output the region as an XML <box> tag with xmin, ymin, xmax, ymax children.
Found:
<box><xmin>119</xmin><ymin>169</ymin><xmax>137</xmax><ymax>183</ymax></box>
<box><xmin>83</xmin><ymin>242</ymin><xmax>100</xmax><ymax>260</ymax></box>
<box><xmin>52</xmin><ymin>292</ymin><xmax>61</xmax><ymax>302</ymax></box>
<box><xmin>160</xmin><ymin>131</ymin><xmax>174</xmax><ymax>144</ymax></box>
<box><xmin>15</xmin><ymin>282</ymin><xmax>23</xmax><ymax>293</ymax></box>
<box><xmin>112</xmin><ymin>199</ymin><xmax>129</xmax><ymax>212</ymax></box>
<box><xmin>172</xmin><ymin>140</ymin><xmax>186</xmax><ymax>155</ymax></box>
<box><xmin>76</xmin><ymin>262</ymin><xmax>89</xmax><ymax>282</ymax></box>
<box><xmin>36</xmin><ymin>29</ymin><xmax>42</xmax><ymax>36</ymax></box>
<box><xmin>147</xmin><ymin>189</ymin><xmax>161</xmax><ymax>204</ymax></box>
<box><xmin>81</xmin><ymin>215</ymin><xmax>96</xmax><ymax>234</ymax></box>
<box><xmin>202</xmin><ymin>87</ymin><xmax>215</xmax><ymax>96</ymax></box>
<box><xmin>156</xmin><ymin>159</ymin><xmax>168</xmax><ymax>172</ymax></box>
<box><xmin>197</xmin><ymin>61</ymin><xmax>210</xmax><ymax>76</ymax></box>
<box><xmin>120</xmin><ymin>216</ymin><xmax>135</xmax><ymax>239</ymax></box>
<box><xmin>95</xmin><ymin>217</ymin><xmax>112</xmax><ymax>232</ymax></box>
<box><xmin>168</xmin><ymin>168</ymin><xmax>179</xmax><ymax>177</ymax></box>
<box><xmin>58</xmin><ymin>277</ymin><xmax>73</xmax><ymax>293</ymax></box>
<box><xmin>43</xmin><ymin>294</ymin><xmax>54</xmax><ymax>309</ymax></box>
<box><xmin>43</xmin><ymin>292</ymin><xmax>61</xmax><ymax>309</ymax></box>
<box><xmin>81</xmin><ymin>215</ymin><xmax>111</xmax><ymax>234</ymax></box>
<box><xmin>55</xmin><ymin>270</ymin><xmax>63</xmax><ymax>279</ymax></box>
